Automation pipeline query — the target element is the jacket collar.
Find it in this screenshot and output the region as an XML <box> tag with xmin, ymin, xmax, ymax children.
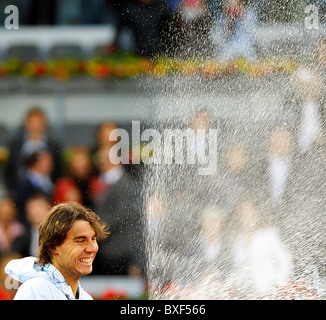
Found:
<box><xmin>40</xmin><ymin>262</ymin><xmax>80</xmax><ymax>300</ymax></box>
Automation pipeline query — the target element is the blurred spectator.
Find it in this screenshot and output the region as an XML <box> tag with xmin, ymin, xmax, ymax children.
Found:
<box><xmin>52</xmin><ymin>179</ymin><xmax>82</xmax><ymax>205</ymax></box>
<box><xmin>125</xmin><ymin>0</ymin><xmax>168</xmax><ymax>56</ymax></box>
<box><xmin>221</xmin><ymin>144</ymin><xmax>254</xmax><ymax>212</ymax></box>
<box><xmin>12</xmin><ymin>0</ymin><xmax>281</xmax><ymax>26</ymax></box>
<box><xmin>17</xmin><ymin>0</ymin><xmax>58</xmax><ymax>25</ymax></box>
<box><xmin>162</xmin><ymin>0</ymin><xmax>212</xmax><ymax>57</ymax></box>
<box><xmin>16</xmin><ymin>150</ymin><xmax>54</xmax><ymax>225</ymax></box>
<box><xmin>53</xmin><ymin>145</ymin><xmax>97</xmax><ymax>208</ymax></box>
<box><xmin>12</xmin><ymin>194</ymin><xmax>50</xmax><ymax>257</ymax></box>
<box><xmin>93</xmin><ymin>144</ymin><xmax>144</xmax><ymax>276</ymax></box>
<box><xmin>107</xmin><ymin>0</ymin><xmax>134</xmax><ymax>53</ymax></box>
<box><xmin>56</xmin><ymin>0</ymin><xmax>82</xmax><ymax>24</ymax></box>
<box><xmin>91</xmin><ymin>121</ymin><xmax>126</xmax><ymax>200</ymax></box>
<box><xmin>92</xmin><ymin>121</ymin><xmax>119</xmax><ymax>161</ymax></box>
<box><xmin>188</xmin><ymin>109</ymin><xmax>213</xmax><ymax>163</ymax></box>
<box><xmin>256</xmin><ymin>127</ymin><xmax>294</xmax><ymax>211</ymax></box>
<box><xmin>194</xmin><ymin>207</ymin><xmax>231</xmax><ymax>283</ymax></box>
<box><xmin>179</xmin><ymin>0</ymin><xmax>211</xmax><ymax>55</ymax></box>
<box><xmin>4</xmin><ymin>107</ymin><xmax>62</xmax><ymax>198</ymax></box>
<box><xmin>205</xmin><ymin>0</ymin><xmax>223</xmax><ymax>17</ymax></box>
<box><xmin>81</xmin><ymin>0</ymin><xmax>105</xmax><ymax>24</ymax></box>
<box><xmin>186</xmin><ymin>109</ymin><xmax>223</xmax><ymax>196</ymax></box>
<box><xmin>290</xmin><ymin>67</ymin><xmax>324</xmax><ymax>153</ymax></box>
<box><xmin>56</xmin><ymin>0</ymin><xmax>106</xmax><ymax>25</ymax></box>
<box><xmin>225</xmin><ymin>144</ymin><xmax>247</xmax><ymax>174</ymax></box>
<box><xmin>179</xmin><ymin>0</ymin><xmax>209</xmax><ymax>25</ymax></box>
<box><xmin>267</xmin><ymin>127</ymin><xmax>293</xmax><ymax>207</ymax></box>
<box><xmin>145</xmin><ymin>192</ymin><xmax>168</xmax><ymax>233</ymax></box>
<box><xmin>281</xmin><ymin>138</ymin><xmax>326</xmax><ymax>284</ymax></box>
<box><xmin>188</xmin><ymin>206</ymin><xmax>233</xmax><ymax>298</ymax></box>
<box><xmin>285</xmin><ymin>37</ymin><xmax>326</xmax><ymax>150</ymax></box>
<box><xmin>0</xmin><ymin>197</ymin><xmax>25</xmax><ymax>257</ymax></box>
<box><xmin>189</xmin><ymin>108</ymin><xmax>213</xmax><ymax>129</ymax></box>
<box><xmin>108</xmin><ymin>0</ymin><xmax>167</xmax><ymax>56</ymax></box>
<box><xmin>159</xmin><ymin>0</ymin><xmax>181</xmax><ymax>56</ymax></box>
<box><xmin>210</xmin><ymin>0</ymin><xmax>257</xmax><ymax>61</ymax></box>
<box><xmin>197</xmin><ymin>206</ymin><xmax>226</xmax><ymax>266</ymax></box>
<box><xmin>230</xmin><ymin>200</ymin><xmax>292</xmax><ymax>297</ymax></box>
<box><xmin>257</xmin><ymin>0</ymin><xmax>303</xmax><ymax>24</ymax></box>
<box><xmin>91</xmin><ymin>146</ymin><xmax>125</xmax><ymax>201</ymax></box>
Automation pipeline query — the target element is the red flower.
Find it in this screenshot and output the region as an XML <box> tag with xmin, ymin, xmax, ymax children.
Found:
<box><xmin>101</xmin><ymin>288</ymin><xmax>128</xmax><ymax>300</ymax></box>
<box><xmin>94</xmin><ymin>64</ymin><xmax>112</xmax><ymax>79</ymax></box>
<box><xmin>34</xmin><ymin>63</ymin><xmax>47</xmax><ymax>77</ymax></box>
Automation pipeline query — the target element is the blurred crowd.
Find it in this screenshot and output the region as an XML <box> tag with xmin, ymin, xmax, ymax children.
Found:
<box><xmin>0</xmin><ymin>61</ymin><xmax>326</xmax><ymax>297</ymax></box>
<box><xmin>0</xmin><ymin>0</ymin><xmax>261</xmax><ymax>58</ymax></box>
<box><xmin>146</xmin><ymin>40</ymin><xmax>326</xmax><ymax>298</ymax></box>
<box><xmin>2</xmin><ymin>0</ymin><xmax>326</xmax><ymax>58</ymax></box>
<box><xmin>8</xmin><ymin>0</ymin><xmax>326</xmax><ymax>26</ymax></box>
<box><xmin>0</xmin><ymin>1</ymin><xmax>326</xmax><ymax>300</ymax></box>
<box><xmin>0</xmin><ymin>110</ymin><xmax>145</xmax><ymax>299</ymax></box>
<box><xmin>146</xmin><ymin>99</ymin><xmax>325</xmax><ymax>298</ymax></box>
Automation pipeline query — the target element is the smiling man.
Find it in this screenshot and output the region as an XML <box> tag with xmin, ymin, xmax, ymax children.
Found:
<box><xmin>5</xmin><ymin>202</ymin><xmax>109</xmax><ymax>300</ymax></box>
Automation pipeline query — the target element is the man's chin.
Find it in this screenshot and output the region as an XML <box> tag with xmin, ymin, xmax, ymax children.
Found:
<box><xmin>77</xmin><ymin>262</ymin><xmax>93</xmax><ymax>275</ymax></box>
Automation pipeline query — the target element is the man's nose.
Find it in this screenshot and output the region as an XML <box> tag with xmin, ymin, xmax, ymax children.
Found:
<box><xmin>85</xmin><ymin>240</ymin><xmax>98</xmax><ymax>252</ymax></box>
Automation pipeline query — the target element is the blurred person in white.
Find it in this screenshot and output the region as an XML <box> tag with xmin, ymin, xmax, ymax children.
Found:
<box><xmin>144</xmin><ymin>192</ymin><xmax>176</xmax><ymax>287</ymax></box>
<box><xmin>283</xmin><ymin>38</ymin><xmax>326</xmax><ymax>154</ymax></box>
<box><xmin>268</xmin><ymin>128</ymin><xmax>293</xmax><ymax>207</ymax></box>
<box><xmin>12</xmin><ymin>194</ymin><xmax>50</xmax><ymax>257</ymax></box>
<box><xmin>198</xmin><ymin>207</ymin><xmax>225</xmax><ymax>266</ymax></box>
<box><xmin>144</xmin><ymin>191</ymin><xmax>182</xmax><ymax>265</ymax></box>
<box><xmin>258</xmin><ymin>127</ymin><xmax>294</xmax><ymax>211</ymax></box>
<box><xmin>291</xmin><ymin>67</ymin><xmax>324</xmax><ymax>153</ymax></box>
<box><xmin>210</xmin><ymin>0</ymin><xmax>257</xmax><ymax>61</ymax></box>
<box><xmin>231</xmin><ymin>200</ymin><xmax>292</xmax><ymax>298</ymax></box>
<box><xmin>222</xmin><ymin>144</ymin><xmax>253</xmax><ymax>211</ymax></box>
<box><xmin>145</xmin><ymin>192</ymin><xmax>168</xmax><ymax>233</ymax></box>
<box><xmin>182</xmin><ymin>206</ymin><xmax>232</xmax><ymax>299</ymax></box>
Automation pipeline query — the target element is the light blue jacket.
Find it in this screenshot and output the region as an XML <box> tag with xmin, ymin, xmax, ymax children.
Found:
<box><xmin>5</xmin><ymin>256</ymin><xmax>93</xmax><ymax>300</ymax></box>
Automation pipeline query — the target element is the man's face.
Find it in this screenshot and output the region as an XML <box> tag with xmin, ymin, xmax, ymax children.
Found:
<box><xmin>25</xmin><ymin>113</ymin><xmax>47</xmax><ymax>136</ymax></box>
<box><xmin>25</xmin><ymin>198</ymin><xmax>49</xmax><ymax>226</ymax></box>
<box><xmin>52</xmin><ymin>220</ymin><xmax>98</xmax><ymax>281</ymax></box>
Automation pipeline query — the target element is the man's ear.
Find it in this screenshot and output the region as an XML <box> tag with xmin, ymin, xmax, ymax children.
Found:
<box><xmin>51</xmin><ymin>245</ymin><xmax>59</xmax><ymax>256</ymax></box>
